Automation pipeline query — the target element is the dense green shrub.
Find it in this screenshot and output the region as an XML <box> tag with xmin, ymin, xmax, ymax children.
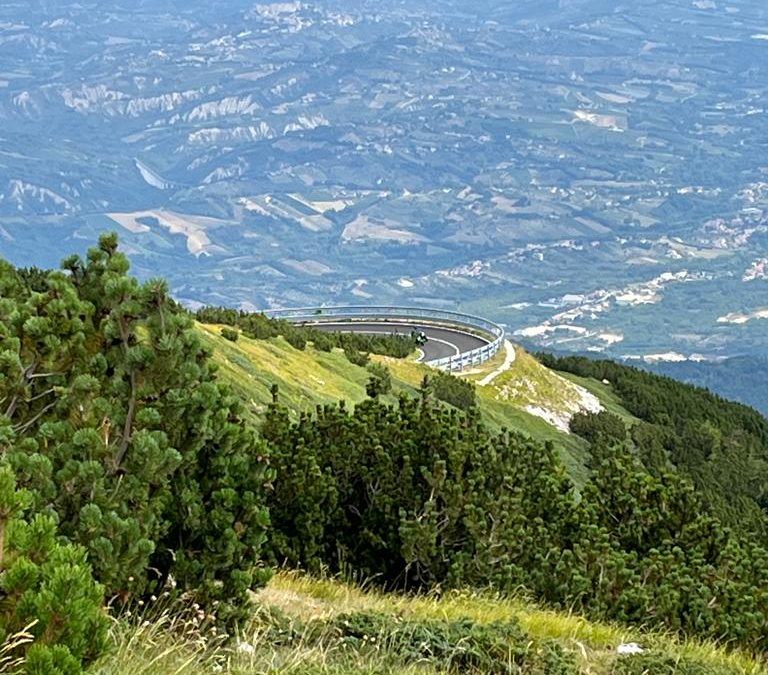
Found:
<box><xmin>309</xmin><ymin>332</ymin><xmax>334</xmax><ymax>352</ymax></box>
<box><xmin>428</xmin><ymin>371</ymin><xmax>477</xmax><ymax>410</ymax></box>
<box><xmin>220</xmin><ymin>327</ymin><xmax>239</xmax><ymax>342</ymax></box>
<box><xmin>0</xmin><ymin>466</ymin><xmax>107</xmax><ymax>673</ymax></box>
<box><xmin>263</xmin><ymin>389</ymin><xmax>583</xmax><ymax>589</ymax></box>
<box><xmin>343</xmin><ymin>348</ymin><xmax>370</xmax><ymax>367</ymax></box>
<box><xmin>0</xmin><ymin>235</ymin><xmax>273</xmax><ymax>638</ymax></box>
<box><xmin>569</xmin><ymin>410</ymin><xmax>626</xmax><ymax>445</ymax></box>
<box><xmin>365</xmin><ymin>363</ymin><xmax>392</xmax><ymax>398</ymax></box>
<box><xmin>285</xmin><ymin>331</ymin><xmax>308</xmax><ymax>351</ymax></box>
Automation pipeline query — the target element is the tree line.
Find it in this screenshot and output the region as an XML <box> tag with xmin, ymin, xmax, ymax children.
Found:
<box><xmin>541</xmin><ymin>353</ymin><xmax>768</xmax><ymax>537</ymax></box>
<box><xmin>194</xmin><ymin>306</ymin><xmax>418</xmax><ymax>364</ymax></box>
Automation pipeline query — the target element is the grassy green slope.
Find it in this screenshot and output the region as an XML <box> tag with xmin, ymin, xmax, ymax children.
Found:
<box><xmin>197</xmin><ymin>323</ymin><xmax>417</xmax><ymax>419</ymax></box>
<box><xmin>198</xmin><ymin>324</ymin><xmax>629</xmax><ymax>487</ymax></box>
<box><xmin>94</xmin><ymin>572</ymin><xmax>767</xmax><ymax>675</ymax></box>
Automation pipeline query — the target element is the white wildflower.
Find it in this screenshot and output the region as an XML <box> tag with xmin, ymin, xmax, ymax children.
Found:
<box><xmin>617</xmin><ymin>643</ymin><xmax>644</xmax><ymax>655</ymax></box>
<box><xmin>236</xmin><ymin>641</ymin><xmax>255</xmax><ymax>655</ymax></box>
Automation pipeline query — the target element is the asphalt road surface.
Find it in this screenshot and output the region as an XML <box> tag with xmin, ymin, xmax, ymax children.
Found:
<box><xmin>308</xmin><ymin>321</ymin><xmax>489</xmax><ymax>362</ymax></box>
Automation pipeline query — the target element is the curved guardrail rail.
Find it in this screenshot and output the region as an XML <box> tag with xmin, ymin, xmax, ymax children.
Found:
<box><xmin>265</xmin><ymin>305</ymin><xmax>505</xmax><ymax>372</ymax></box>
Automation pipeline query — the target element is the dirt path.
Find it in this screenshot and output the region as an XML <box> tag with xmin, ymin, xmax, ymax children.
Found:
<box><xmin>478</xmin><ymin>340</ymin><xmax>516</xmax><ymax>387</ymax></box>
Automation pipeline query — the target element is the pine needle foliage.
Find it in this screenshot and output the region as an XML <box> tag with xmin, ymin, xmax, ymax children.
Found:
<box><xmin>540</xmin><ymin>353</ymin><xmax>768</xmax><ymax>535</ymax></box>
<box><xmin>262</xmin><ymin>387</ymin><xmax>768</xmax><ymax>651</ymax></box>
<box><xmin>0</xmin><ymin>235</ymin><xmax>274</xmax><ymax>668</ymax></box>
<box><xmin>0</xmin><ymin>466</ymin><xmax>106</xmax><ymax>673</ymax></box>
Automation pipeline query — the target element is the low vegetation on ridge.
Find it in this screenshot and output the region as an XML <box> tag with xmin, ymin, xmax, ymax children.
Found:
<box><xmin>93</xmin><ymin>573</ymin><xmax>766</xmax><ymax>675</ymax></box>
<box><xmin>3</xmin><ymin>236</ymin><xmax>768</xmax><ymax>674</ymax></box>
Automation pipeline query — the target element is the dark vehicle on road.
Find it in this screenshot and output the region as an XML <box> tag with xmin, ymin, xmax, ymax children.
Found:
<box><xmin>411</xmin><ymin>329</ymin><xmax>428</xmax><ymax>346</ymax></box>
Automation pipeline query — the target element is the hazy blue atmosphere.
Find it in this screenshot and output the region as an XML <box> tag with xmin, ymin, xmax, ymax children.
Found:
<box><xmin>2</xmin><ymin>0</ymin><xmax>768</xmax><ymax>407</ymax></box>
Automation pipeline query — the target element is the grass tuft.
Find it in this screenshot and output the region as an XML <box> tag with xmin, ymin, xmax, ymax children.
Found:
<box><xmin>93</xmin><ymin>573</ymin><xmax>767</xmax><ymax>674</ymax></box>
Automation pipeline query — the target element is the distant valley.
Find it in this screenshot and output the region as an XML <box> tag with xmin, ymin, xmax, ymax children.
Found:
<box><xmin>1</xmin><ymin>0</ymin><xmax>768</xmax><ymax>388</ymax></box>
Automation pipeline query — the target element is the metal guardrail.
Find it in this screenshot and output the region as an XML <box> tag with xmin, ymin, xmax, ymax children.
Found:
<box><xmin>265</xmin><ymin>305</ymin><xmax>505</xmax><ymax>372</ymax></box>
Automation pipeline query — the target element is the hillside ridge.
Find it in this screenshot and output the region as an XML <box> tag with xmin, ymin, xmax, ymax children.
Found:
<box><xmin>4</xmin><ymin>240</ymin><xmax>768</xmax><ymax>674</ymax></box>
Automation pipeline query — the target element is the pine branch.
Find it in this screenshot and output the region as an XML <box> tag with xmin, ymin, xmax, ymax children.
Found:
<box><xmin>3</xmin><ymin>358</ymin><xmax>40</xmax><ymax>420</ymax></box>
<box><xmin>114</xmin><ymin>370</ymin><xmax>137</xmax><ymax>471</ymax></box>
<box><xmin>113</xmin><ymin>314</ymin><xmax>138</xmax><ymax>472</ymax></box>
<box><xmin>13</xmin><ymin>400</ymin><xmax>57</xmax><ymax>435</ymax></box>
<box><xmin>26</xmin><ymin>387</ymin><xmax>57</xmax><ymax>403</ymax></box>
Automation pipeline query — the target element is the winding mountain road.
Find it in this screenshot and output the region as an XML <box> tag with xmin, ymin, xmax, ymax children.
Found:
<box><xmin>308</xmin><ymin>321</ymin><xmax>490</xmax><ymax>362</ymax></box>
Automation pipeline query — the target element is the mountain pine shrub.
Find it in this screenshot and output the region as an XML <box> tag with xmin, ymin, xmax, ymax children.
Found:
<box><xmin>262</xmin><ymin>387</ymin><xmax>768</xmax><ymax>651</ymax></box>
<box><xmin>365</xmin><ymin>363</ymin><xmax>392</xmax><ymax>398</ymax></box>
<box><xmin>0</xmin><ymin>235</ymin><xmax>273</xmax><ymax>638</ymax></box>
<box><xmin>220</xmin><ymin>327</ymin><xmax>239</xmax><ymax>342</ymax></box>
<box><xmin>429</xmin><ymin>370</ymin><xmax>477</xmax><ymax>410</ymax></box>
<box><xmin>0</xmin><ymin>466</ymin><xmax>106</xmax><ymax>673</ymax></box>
